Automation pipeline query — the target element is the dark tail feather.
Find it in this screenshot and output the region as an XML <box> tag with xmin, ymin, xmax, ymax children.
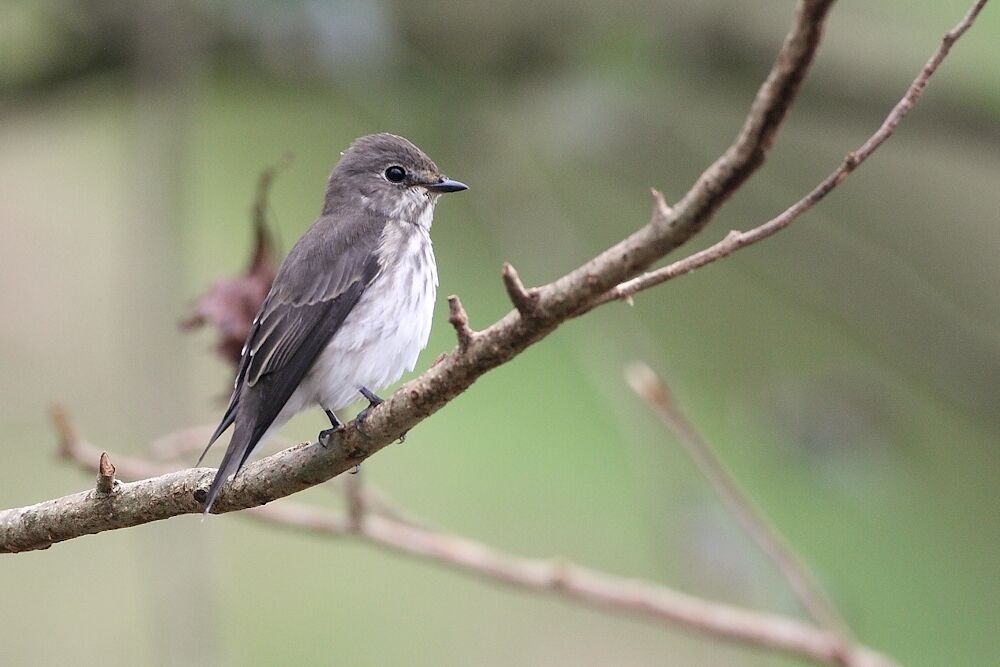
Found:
<box><xmin>196</xmin><ymin>394</ymin><xmax>240</xmax><ymax>467</ymax></box>
<box><xmin>201</xmin><ymin>416</ymin><xmax>268</xmax><ymax>514</ymax></box>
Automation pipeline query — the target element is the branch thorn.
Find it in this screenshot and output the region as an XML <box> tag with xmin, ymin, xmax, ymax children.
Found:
<box><xmin>96</xmin><ymin>452</ymin><xmax>117</xmax><ymax>494</ymax></box>
<box><xmin>650</xmin><ymin>188</ymin><xmax>672</xmax><ymax>223</ymax></box>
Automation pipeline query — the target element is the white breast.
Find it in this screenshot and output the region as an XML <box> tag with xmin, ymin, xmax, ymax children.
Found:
<box><xmin>304</xmin><ymin>211</ymin><xmax>438</xmax><ymax>413</ymax></box>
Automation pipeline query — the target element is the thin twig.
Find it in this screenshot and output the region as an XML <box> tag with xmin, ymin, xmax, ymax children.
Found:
<box><xmin>146</xmin><ymin>425</ymin><xmax>217</xmax><ymax>462</ymax></box>
<box><xmin>96</xmin><ymin>452</ymin><xmax>117</xmax><ymax>495</ymax></box>
<box><xmin>626</xmin><ymin>363</ymin><xmax>854</xmax><ymax>649</ymax></box>
<box><xmin>250</xmin><ymin>153</ymin><xmax>292</xmax><ymax>241</ymax></box>
<box><xmin>353</xmin><ymin>483</ymin><xmax>437</xmax><ymax>531</ymax></box>
<box><xmin>500</xmin><ymin>262</ymin><xmax>539</xmax><ymax>317</ymax></box>
<box><xmin>592</xmin><ymin>0</ymin><xmax>990</xmax><ymax>309</ymax></box>
<box><xmin>317</xmin><ymin>476</ymin><xmax>433</xmax><ymax>529</ymax></box>
<box><xmin>343</xmin><ymin>467</ymin><xmax>365</xmax><ymax>532</ymax></box>
<box><xmin>50</xmin><ymin>403</ymin><xmax>76</xmax><ymax>459</ymax></box>
<box><xmin>447</xmin><ymin>295</ymin><xmax>475</xmax><ymax>352</ymax></box>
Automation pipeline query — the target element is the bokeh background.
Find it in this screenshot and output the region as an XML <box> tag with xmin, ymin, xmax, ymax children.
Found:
<box><xmin>2</xmin><ymin>1</ymin><xmax>998</xmax><ymax>665</ymax></box>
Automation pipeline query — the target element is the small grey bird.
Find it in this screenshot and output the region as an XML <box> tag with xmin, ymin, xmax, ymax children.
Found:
<box><xmin>197</xmin><ymin>133</ymin><xmax>467</xmax><ymax>512</ymax></box>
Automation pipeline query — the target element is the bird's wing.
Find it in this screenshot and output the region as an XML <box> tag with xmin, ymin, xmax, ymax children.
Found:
<box><xmin>198</xmin><ymin>210</ymin><xmax>385</xmax><ymax>510</ymax></box>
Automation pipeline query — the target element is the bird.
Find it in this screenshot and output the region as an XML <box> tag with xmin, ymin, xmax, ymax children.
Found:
<box><xmin>196</xmin><ymin>133</ymin><xmax>467</xmax><ymax>513</ymax></box>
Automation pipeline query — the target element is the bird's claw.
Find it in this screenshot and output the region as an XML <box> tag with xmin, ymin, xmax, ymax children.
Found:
<box><xmin>355</xmin><ymin>386</ymin><xmax>384</xmax><ymax>439</ymax></box>
<box><xmin>318</xmin><ymin>425</ymin><xmax>344</xmax><ymax>449</ymax></box>
<box><xmin>355</xmin><ymin>406</ymin><xmax>375</xmax><ymax>439</ymax></box>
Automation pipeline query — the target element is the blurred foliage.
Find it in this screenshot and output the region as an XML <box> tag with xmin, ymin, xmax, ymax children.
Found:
<box><xmin>0</xmin><ymin>1</ymin><xmax>998</xmax><ymax>666</ymax></box>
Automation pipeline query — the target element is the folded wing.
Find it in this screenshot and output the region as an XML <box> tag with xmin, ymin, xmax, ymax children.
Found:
<box><xmin>198</xmin><ymin>210</ymin><xmax>385</xmax><ymax>511</ymax></box>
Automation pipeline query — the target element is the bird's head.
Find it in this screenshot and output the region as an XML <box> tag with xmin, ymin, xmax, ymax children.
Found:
<box><xmin>325</xmin><ymin>133</ymin><xmax>467</xmax><ymax>220</ymax></box>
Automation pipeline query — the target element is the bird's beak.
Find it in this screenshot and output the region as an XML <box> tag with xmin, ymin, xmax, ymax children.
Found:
<box><xmin>425</xmin><ymin>178</ymin><xmax>468</xmax><ymax>194</ymax></box>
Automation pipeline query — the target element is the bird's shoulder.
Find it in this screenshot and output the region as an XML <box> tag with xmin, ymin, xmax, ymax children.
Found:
<box><xmin>235</xmin><ymin>208</ymin><xmax>386</xmax><ymax>387</ymax></box>
<box><xmin>268</xmin><ymin>208</ymin><xmax>387</xmax><ymax>307</ymax></box>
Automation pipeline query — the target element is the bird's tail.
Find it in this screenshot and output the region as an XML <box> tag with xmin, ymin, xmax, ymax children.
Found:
<box><xmin>196</xmin><ymin>398</ymin><xmax>238</xmax><ymax>468</ymax></box>
<box><xmin>196</xmin><ymin>387</ymin><xmax>241</xmax><ymax>513</ymax></box>
<box><xmin>201</xmin><ymin>413</ymin><xmax>270</xmax><ymax>514</ymax></box>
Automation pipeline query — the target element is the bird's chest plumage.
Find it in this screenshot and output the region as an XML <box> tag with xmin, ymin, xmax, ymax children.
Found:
<box><xmin>307</xmin><ymin>216</ymin><xmax>438</xmax><ymax>411</ymax></box>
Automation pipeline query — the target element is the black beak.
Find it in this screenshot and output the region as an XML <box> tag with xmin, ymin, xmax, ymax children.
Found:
<box><xmin>425</xmin><ymin>178</ymin><xmax>468</xmax><ymax>193</ymax></box>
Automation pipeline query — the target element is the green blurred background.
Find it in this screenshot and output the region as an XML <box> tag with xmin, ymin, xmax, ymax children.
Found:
<box><xmin>1</xmin><ymin>1</ymin><xmax>998</xmax><ymax>665</ymax></box>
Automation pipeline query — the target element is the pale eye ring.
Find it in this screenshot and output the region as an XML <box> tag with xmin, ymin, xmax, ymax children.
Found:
<box><xmin>384</xmin><ymin>166</ymin><xmax>406</xmax><ymax>183</ymax></box>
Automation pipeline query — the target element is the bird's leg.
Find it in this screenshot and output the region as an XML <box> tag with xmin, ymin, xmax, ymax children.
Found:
<box><xmin>356</xmin><ymin>386</ymin><xmax>406</xmax><ymax>443</ymax></box>
<box><xmin>318</xmin><ymin>409</ymin><xmax>344</xmax><ymax>449</ymax></box>
<box><xmin>354</xmin><ymin>387</ymin><xmax>383</xmax><ymax>438</ymax></box>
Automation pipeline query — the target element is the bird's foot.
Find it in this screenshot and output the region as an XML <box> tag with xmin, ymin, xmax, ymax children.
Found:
<box><xmin>319</xmin><ymin>409</ymin><xmax>344</xmax><ymax>448</ymax></box>
<box><xmin>358</xmin><ymin>386</ymin><xmax>384</xmax><ymax>408</ymax></box>
<box><xmin>355</xmin><ymin>405</ymin><xmax>376</xmax><ymax>438</ymax></box>
<box><xmin>355</xmin><ymin>387</ymin><xmax>384</xmax><ymax>439</ymax></box>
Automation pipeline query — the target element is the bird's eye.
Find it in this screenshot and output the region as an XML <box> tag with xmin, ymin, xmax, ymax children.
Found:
<box><xmin>384</xmin><ymin>166</ymin><xmax>406</xmax><ymax>183</ymax></box>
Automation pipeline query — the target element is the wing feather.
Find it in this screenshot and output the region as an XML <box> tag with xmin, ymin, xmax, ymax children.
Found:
<box><xmin>198</xmin><ymin>209</ymin><xmax>385</xmax><ymax>485</ymax></box>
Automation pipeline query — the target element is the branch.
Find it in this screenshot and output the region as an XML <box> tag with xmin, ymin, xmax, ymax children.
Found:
<box><xmin>54</xmin><ymin>427</ymin><xmax>895</xmax><ymax>666</ymax></box>
<box><xmin>250</xmin><ymin>153</ymin><xmax>292</xmax><ymax>243</ymax></box>
<box><xmin>0</xmin><ymin>0</ymin><xmax>983</xmax><ymax>558</ymax></box>
<box><xmin>145</xmin><ymin>425</ymin><xmax>217</xmax><ymax>461</ymax></box>
<box><xmin>626</xmin><ymin>364</ymin><xmax>852</xmax><ymax>646</ymax></box>
<box><xmin>501</xmin><ymin>262</ymin><xmax>540</xmax><ymax>317</ymax></box>
<box><xmin>592</xmin><ymin>0</ymin><xmax>989</xmax><ymax>308</ymax></box>
<box><xmin>96</xmin><ymin>452</ymin><xmax>117</xmax><ymax>495</ymax></box>
<box><xmin>447</xmin><ymin>294</ymin><xmax>476</xmax><ymax>352</ymax></box>
<box><xmin>299</xmin><ymin>513</ymin><xmax>900</xmax><ymax>667</ymax></box>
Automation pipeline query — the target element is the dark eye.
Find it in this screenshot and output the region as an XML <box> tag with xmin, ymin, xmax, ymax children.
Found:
<box><xmin>384</xmin><ymin>166</ymin><xmax>406</xmax><ymax>183</ymax></box>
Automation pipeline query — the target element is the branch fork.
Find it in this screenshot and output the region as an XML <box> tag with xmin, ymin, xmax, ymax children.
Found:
<box><xmin>650</xmin><ymin>188</ymin><xmax>673</xmax><ymax>227</ymax></box>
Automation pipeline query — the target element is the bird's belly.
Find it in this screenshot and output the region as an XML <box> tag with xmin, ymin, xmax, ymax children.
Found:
<box><xmin>306</xmin><ymin>248</ymin><xmax>437</xmax><ymax>412</ymax></box>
